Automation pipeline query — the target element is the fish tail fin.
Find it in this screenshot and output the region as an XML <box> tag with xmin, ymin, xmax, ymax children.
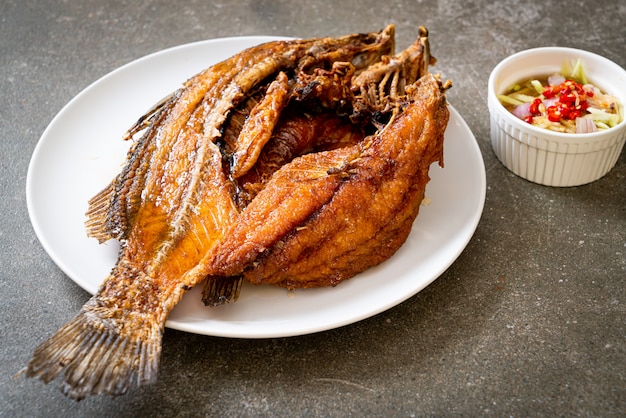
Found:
<box><xmin>202</xmin><ymin>275</ymin><xmax>243</xmax><ymax>306</ymax></box>
<box><xmin>85</xmin><ymin>180</ymin><xmax>116</xmax><ymax>243</ymax></box>
<box><xmin>26</xmin><ymin>297</ymin><xmax>161</xmax><ymax>400</ymax></box>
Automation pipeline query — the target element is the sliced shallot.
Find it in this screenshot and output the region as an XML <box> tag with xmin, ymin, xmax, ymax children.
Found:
<box><xmin>576</xmin><ymin>117</ymin><xmax>597</xmax><ymax>133</ymax></box>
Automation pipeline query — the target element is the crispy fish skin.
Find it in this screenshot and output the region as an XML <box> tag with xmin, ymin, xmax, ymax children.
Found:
<box><xmin>85</xmin><ymin>26</ymin><xmax>395</xmax><ymax>244</ymax></box>
<box><xmin>202</xmin><ymin>74</ymin><xmax>448</xmax><ymax>288</ymax></box>
<box><xmin>26</xmin><ymin>27</ymin><xmax>396</xmax><ymax>400</ymax></box>
<box><xmin>26</xmin><ymin>137</ymin><xmax>239</xmax><ymax>400</ymax></box>
<box><xmin>231</xmin><ymin>71</ymin><xmax>291</xmax><ymax>178</ymax></box>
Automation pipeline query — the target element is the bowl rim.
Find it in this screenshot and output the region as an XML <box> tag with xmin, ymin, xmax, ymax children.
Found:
<box><xmin>488</xmin><ymin>46</ymin><xmax>626</xmax><ymax>142</ymax></box>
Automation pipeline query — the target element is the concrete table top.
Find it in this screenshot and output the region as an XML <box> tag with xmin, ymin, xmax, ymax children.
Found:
<box><xmin>1</xmin><ymin>0</ymin><xmax>624</xmax><ymax>416</ymax></box>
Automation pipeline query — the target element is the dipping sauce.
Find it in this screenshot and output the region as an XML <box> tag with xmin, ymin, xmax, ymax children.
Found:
<box><xmin>498</xmin><ymin>60</ymin><xmax>623</xmax><ymax>133</ymax></box>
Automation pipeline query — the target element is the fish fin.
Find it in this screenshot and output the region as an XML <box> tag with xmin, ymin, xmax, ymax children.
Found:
<box><xmin>85</xmin><ymin>180</ymin><xmax>116</xmax><ymax>244</ymax></box>
<box><xmin>123</xmin><ymin>91</ymin><xmax>178</xmax><ymax>141</ymax></box>
<box><xmin>84</xmin><ymin>92</ymin><xmax>179</xmax><ymax>245</ymax></box>
<box><xmin>26</xmin><ymin>297</ymin><xmax>161</xmax><ymax>400</ymax></box>
<box><xmin>202</xmin><ymin>276</ymin><xmax>243</xmax><ymax>307</ymax></box>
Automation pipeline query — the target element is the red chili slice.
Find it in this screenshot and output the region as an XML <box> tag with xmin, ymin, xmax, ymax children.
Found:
<box><xmin>547</xmin><ymin>106</ymin><xmax>562</xmax><ymax>122</ymax></box>
<box><xmin>529</xmin><ymin>98</ymin><xmax>542</xmax><ymax>115</ymax></box>
<box><xmin>543</xmin><ymin>87</ymin><xmax>556</xmax><ymax>99</ymax></box>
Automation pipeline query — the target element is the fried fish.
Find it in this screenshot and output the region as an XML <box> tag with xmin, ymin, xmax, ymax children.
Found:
<box><xmin>25</xmin><ymin>25</ymin><xmax>450</xmax><ymax>400</ymax></box>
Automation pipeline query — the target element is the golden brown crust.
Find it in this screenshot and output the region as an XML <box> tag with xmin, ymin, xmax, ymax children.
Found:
<box><xmin>205</xmin><ymin>74</ymin><xmax>448</xmax><ymax>288</ymax></box>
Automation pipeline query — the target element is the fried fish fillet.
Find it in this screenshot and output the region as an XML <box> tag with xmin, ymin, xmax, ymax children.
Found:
<box><xmin>202</xmin><ymin>73</ymin><xmax>448</xmax><ymax>288</ymax></box>
<box><xmin>199</xmin><ymin>27</ymin><xmax>445</xmax><ymax>288</ymax></box>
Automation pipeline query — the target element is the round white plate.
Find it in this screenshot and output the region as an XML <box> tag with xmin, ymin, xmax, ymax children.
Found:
<box><xmin>27</xmin><ymin>36</ymin><xmax>486</xmax><ymax>338</ymax></box>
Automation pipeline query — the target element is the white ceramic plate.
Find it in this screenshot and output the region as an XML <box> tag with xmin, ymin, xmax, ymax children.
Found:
<box><xmin>27</xmin><ymin>36</ymin><xmax>486</xmax><ymax>338</ymax></box>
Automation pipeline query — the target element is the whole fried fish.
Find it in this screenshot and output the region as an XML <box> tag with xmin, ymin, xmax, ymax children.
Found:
<box><xmin>25</xmin><ymin>25</ymin><xmax>450</xmax><ymax>400</ymax></box>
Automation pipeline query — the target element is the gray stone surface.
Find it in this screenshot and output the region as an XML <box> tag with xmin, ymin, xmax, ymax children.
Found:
<box><xmin>1</xmin><ymin>0</ymin><xmax>624</xmax><ymax>416</ymax></box>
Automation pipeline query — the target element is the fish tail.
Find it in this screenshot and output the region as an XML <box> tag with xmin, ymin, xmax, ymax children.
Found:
<box><xmin>26</xmin><ymin>297</ymin><xmax>161</xmax><ymax>400</ymax></box>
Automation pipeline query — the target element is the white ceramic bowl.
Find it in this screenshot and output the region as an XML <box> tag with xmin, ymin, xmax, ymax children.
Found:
<box><xmin>488</xmin><ymin>47</ymin><xmax>626</xmax><ymax>187</ymax></box>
